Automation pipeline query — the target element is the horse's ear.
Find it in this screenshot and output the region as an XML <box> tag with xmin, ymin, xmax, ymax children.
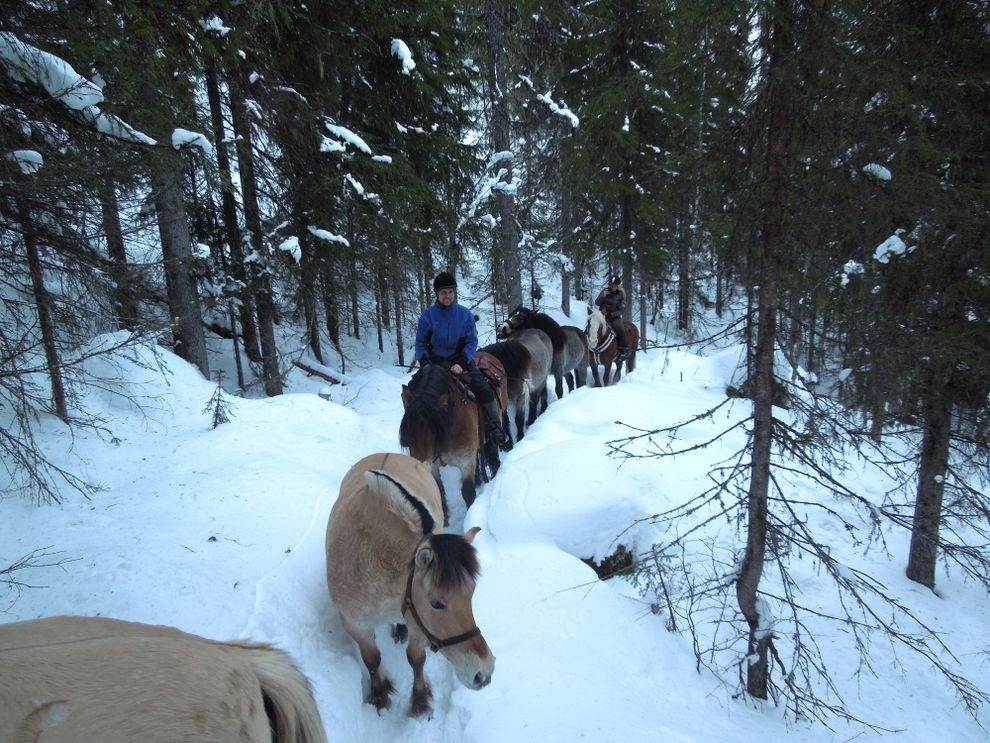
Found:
<box><xmin>463</xmin><ymin>526</ymin><xmax>481</xmax><ymax>544</ymax></box>
<box><xmin>415</xmin><ymin>543</ymin><xmax>435</xmax><ymax>569</ymax></box>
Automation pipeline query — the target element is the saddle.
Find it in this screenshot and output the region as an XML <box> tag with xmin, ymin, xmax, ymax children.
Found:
<box><xmin>475</xmin><ymin>354</ymin><xmax>505</xmax><ymax>393</ymax></box>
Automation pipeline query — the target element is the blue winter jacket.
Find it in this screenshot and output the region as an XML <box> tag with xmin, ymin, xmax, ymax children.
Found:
<box><xmin>415</xmin><ymin>301</ymin><xmax>478</xmax><ymax>367</ymax></box>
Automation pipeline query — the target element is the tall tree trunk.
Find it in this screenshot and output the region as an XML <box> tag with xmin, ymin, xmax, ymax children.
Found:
<box><xmin>229</xmin><ymin>67</ymin><xmax>282</xmax><ymax>396</ymax></box>
<box><xmin>392</xmin><ymin>258</ymin><xmax>405</xmax><ymax>367</ymax></box>
<box><xmin>149</xmin><ymin>152</ymin><xmax>210</xmax><ymax>379</ymax></box>
<box><xmin>677</xmin><ymin>212</ymin><xmax>691</xmax><ymax>330</ymax></box>
<box><xmin>620</xmin><ymin>192</ymin><xmax>635</xmax><ymax>323</ymax></box>
<box><xmin>100</xmin><ymin>172</ymin><xmax>138</xmax><ymax>331</ymax></box>
<box><xmin>18</xmin><ymin>193</ymin><xmax>68</xmax><ymax>421</ymax></box>
<box><xmin>905</xmin><ymin>372</ymin><xmax>953</xmax><ymax>589</ymax></box>
<box><xmin>737</xmin><ymin>0</ymin><xmax>794</xmax><ymax>701</ymax></box>
<box><xmin>205</xmin><ymin>54</ymin><xmax>262</xmax><ymax>363</ymax></box>
<box><xmin>486</xmin><ymin>0</ymin><xmax>522</xmax><ymax>309</ymax></box>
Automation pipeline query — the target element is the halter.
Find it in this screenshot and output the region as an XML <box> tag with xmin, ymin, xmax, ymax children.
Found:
<box><xmin>588</xmin><ymin>319</ymin><xmax>615</xmax><ymax>362</ymax></box>
<box><xmin>401</xmin><ymin>542</ymin><xmax>482</xmax><ymax>653</ymax></box>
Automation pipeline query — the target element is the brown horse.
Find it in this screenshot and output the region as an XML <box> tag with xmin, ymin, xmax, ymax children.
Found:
<box><xmin>586</xmin><ymin>307</ymin><xmax>639</xmax><ymax>386</ymax></box>
<box><xmin>0</xmin><ymin>615</ymin><xmax>326</xmax><ymax>743</ymax></box>
<box><xmin>474</xmin><ymin>349</ymin><xmax>510</xmax><ymax>477</ymax></box>
<box><xmin>400</xmin><ymin>363</ymin><xmax>484</xmax><ymax>522</ymax></box>
<box><xmin>325</xmin><ymin>453</ymin><xmax>495</xmax><ymax>718</ymax></box>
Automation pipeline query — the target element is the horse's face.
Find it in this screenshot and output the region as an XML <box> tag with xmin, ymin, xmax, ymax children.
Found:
<box><xmin>498</xmin><ymin>306</ymin><xmax>533</xmax><ymax>339</ymax></box>
<box><xmin>410</xmin><ymin>530</ymin><xmax>494</xmax><ymax>690</ymax></box>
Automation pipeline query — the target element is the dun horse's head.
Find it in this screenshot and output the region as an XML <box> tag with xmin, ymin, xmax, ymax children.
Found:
<box><xmin>406</xmin><ymin>527</ymin><xmax>494</xmax><ymax>690</ymax></box>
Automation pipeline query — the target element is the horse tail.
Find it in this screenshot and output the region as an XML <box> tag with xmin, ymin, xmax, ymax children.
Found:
<box><xmin>244</xmin><ymin>644</ymin><xmax>327</xmax><ymax>743</ymax></box>
<box><xmin>521</xmin><ymin>376</ymin><xmax>532</xmax><ymax>412</ymax></box>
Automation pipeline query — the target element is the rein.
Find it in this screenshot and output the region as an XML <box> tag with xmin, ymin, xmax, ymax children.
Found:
<box><xmin>401</xmin><ymin>543</ymin><xmax>482</xmax><ymax>653</ymax></box>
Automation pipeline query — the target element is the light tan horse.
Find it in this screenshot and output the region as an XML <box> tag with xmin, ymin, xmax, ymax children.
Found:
<box><xmin>325</xmin><ymin>452</ymin><xmax>494</xmax><ymax>718</ymax></box>
<box><xmin>0</xmin><ymin>615</ymin><xmax>326</xmax><ymax>743</ymax></box>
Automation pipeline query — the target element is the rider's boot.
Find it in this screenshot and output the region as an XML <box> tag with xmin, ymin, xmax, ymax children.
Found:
<box><xmin>482</xmin><ymin>399</ymin><xmax>511</xmax><ymax>451</ymax></box>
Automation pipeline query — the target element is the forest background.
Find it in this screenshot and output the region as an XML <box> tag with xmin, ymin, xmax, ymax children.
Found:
<box><xmin>1</xmin><ymin>0</ymin><xmax>989</xmax><ymax>734</ymax></box>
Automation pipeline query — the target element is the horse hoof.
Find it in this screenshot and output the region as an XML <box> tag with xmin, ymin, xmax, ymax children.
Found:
<box><xmin>409</xmin><ymin>685</ymin><xmax>434</xmax><ymax>719</ymax></box>
<box><xmin>369</xmin><ymin>674</ymin><xmax>396</xmax><ymax>711</ymax></box>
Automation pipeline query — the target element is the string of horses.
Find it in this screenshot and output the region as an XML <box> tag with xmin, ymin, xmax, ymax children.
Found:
<box><xmin>0</xmin><ymin>305</ymin><xmax>638</xmax><ymax>739</ymax></box>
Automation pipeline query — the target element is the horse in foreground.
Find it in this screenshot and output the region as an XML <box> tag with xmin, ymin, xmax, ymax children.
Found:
<box><xmin>0</xmin><ymin>615</ymin><xmax>326</xmax><ymax>743</ymax></box>
<box><xmin>586</xmin><ymin>307</ymin><xmax>639</xmax><ymax>386</ymax></box>
<box><xmin>325</xmin><ymin>453</ymin><xmax>494</xmax><ymax>718</ymax></box>
<box><xmin>400</xmin><ymin>363</ymin><xmax>485</xmax><ymax>520</ymax></box>
<box><xmin>498</xmin><ymin>306</ymin><xmax>589</xmax><ymax>398</ymax></box>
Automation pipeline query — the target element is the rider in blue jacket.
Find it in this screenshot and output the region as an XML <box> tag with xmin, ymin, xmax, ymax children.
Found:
<box><xmin>416</xmin><ymin>272</ymin><xmax>509</xmax><ymax>448</ymax></box>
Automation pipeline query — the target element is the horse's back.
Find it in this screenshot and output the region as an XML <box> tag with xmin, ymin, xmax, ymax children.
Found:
<box><xmin>327</xmin><ymin>453</ymin><xmax>443</xmax><ymax>626</ymax></box>
<box><xmin>514</xmin><ymin>329</ymin><xmax>553</xmax><ymax>379</ymax></box>
<box><xmin>0</xmin><ymin>615</ymin><xmax>318</xmax><ymax>743</ymax></box>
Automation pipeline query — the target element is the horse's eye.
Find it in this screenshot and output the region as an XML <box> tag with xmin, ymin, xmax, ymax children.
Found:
<box><xmin>430</xmin><ymin>600</ymin><xmax>446</xmax><ymax>611</ymax></box>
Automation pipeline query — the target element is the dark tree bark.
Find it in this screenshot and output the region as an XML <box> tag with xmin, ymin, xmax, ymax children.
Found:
<box><xmin>736</xmin><ymin>0</ymin><xmax>794</xmax><ymax>701</ymax></box>
<box><xmin>205</xmin><ymin>54</ymin><xmax>261</xmax><ymax>363</ymax></box>
<box><xmin>18</xmin><ymin>193</ymin><xmax>68</xmax><ymax>421</ymax></box>
<box><xmin>100</xmin><ymin>173</ymin><xmax>138</xmax><ymax>331</ymax></box>
<box><xmin>229</xmin><ymin>66</ymin><xmax>282</xmax><ymax>396</ymax></box>
<box><xmin>149</xmin><ymin>152</ymin><xmax>209</xmax><ymax>379</ymax></box>
<box><xmin>486</xmin><ymin>0</ymin><xmax>522</xmax><ymax>309</ymax></box>
<box><xmin>906</xmin><ymin>368</ymin><xmax>953</xmax><ymax>589</ymax></box>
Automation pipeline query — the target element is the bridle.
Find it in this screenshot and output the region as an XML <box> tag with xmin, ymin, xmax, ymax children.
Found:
<box><xmin>587</xmin><ymin>315</ymin><xmax>615</xmax><ymax>361</ymax></box>
<box><xmin>401</xmin><ymin>543</ymin><xmax>482</xmax><ymax>653</ymax></box>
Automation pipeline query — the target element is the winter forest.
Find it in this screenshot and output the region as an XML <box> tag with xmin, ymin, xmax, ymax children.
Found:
<box><xmin>2</xmin><ymin>0</ymin><xmax>989</xmax><ymax>740</ymax></box>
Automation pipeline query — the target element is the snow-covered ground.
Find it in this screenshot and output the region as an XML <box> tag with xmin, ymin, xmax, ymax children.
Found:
<box><xmin>2</xmin><ymin>287</ymin><xmax>988</xmax><ymax>742</ymax></box>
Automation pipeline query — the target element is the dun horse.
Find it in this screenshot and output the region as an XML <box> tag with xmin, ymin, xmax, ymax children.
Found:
<box><xmin>400</xmin><ymin>363</ymin><xmax>485</xmax><ymax>522</ymax></box>
<box><xmin>498</xmin><ymin>306</ymin><xmax>588</xmax><ymax>399</ymax></box>
<box><xmin>586</xmin><ymin>307</ymin><xmax>639</xmax><ymax>386</ymax></box>
<box><xmin>0</xmin><ymin>615</ymin><xmax>326</xmax><ymax>743</ymax></box>
<box><xmin>326</xmin><ymin>453</ymin><xmax>495</xmax><ymax>718</ymax></box>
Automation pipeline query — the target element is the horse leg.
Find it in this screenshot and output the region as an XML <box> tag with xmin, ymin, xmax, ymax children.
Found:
<box><xmin>406</xmin><ymin>634</ymin><xmax>433</xmax><ymax>718</ymax></box>
<box><xmin>565</xmin><ymin>371</ymin><xmax>575</xmax><ymax>392</ymax></box>
<box><xmin>461</xmin><ymin>466</ymin><xmax>477</xmax><ymax>508</ymax></box>
<box><xmin>527</xmin><ymin>394</ymin><xmax>539</xmax><ymax>425</ymax></box>
<box><xmin>391</xmin><ymin>623</ymin><xmax>408</xmax><ymax>643</ymax></box>
<box><xmin>342</xmin><ymin>615</ymin><xmax>394</xmax><ymax>711</ymax></box>
<box><xmin>555</xmin><ymin>371</ymin><xmax>564</xmax><ymax>400</ymax></box>
<box><xmin>590</xmin><ymin>355</ymin><xmax>603</xmax><ymax>387</ymax></box>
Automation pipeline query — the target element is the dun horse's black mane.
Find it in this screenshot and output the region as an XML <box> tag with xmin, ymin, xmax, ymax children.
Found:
<box><xmin>426</xmin><ymin>533</ymin><xmax>480</xmax><ymax>589</ymax></box>
<box><xmin>508</xmin><ymin>306</ymin><xmax>565</xmax><ymax>354</ymax></box>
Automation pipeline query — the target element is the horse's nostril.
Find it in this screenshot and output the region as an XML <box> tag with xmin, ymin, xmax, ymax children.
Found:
<box><xmin>474</xmin><ymin>671</ymin><xmax>491</xmax><ymax>688</ymax></box>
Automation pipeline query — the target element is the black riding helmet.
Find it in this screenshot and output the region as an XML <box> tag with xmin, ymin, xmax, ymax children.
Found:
<box><xmin>608</xmin><ymin>274</ymin><xmax>621</xmax><ymax>286</ymax></box>
<box><xmin>433</xmin><ymin>271</ymin><xmax>457</xmax><ymax>294</ymax></box>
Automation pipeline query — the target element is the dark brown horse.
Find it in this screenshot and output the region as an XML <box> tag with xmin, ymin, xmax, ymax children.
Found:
<box><xmin>400</xmin><ymin>363</ymin><xmax>484</xmax><ymax>522</ymax></box>
<box><xmin>585</xmin><ymin>307</ymin><xmax>639</xmax><ymax>386</ymax></box>
<box><xmin>473</xmin><ymin>349</ymin><xmax>509</xmax><ymax>477</ymax></box>
<box><xmin>478</xmin><ymin>340</ymin><xmax>533</xmax><ymax>446</ymax></box>
<box><xmin>497</xmin><ymin>306</ymin><xmax>588</xmax><ymax>400</ymax></box>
